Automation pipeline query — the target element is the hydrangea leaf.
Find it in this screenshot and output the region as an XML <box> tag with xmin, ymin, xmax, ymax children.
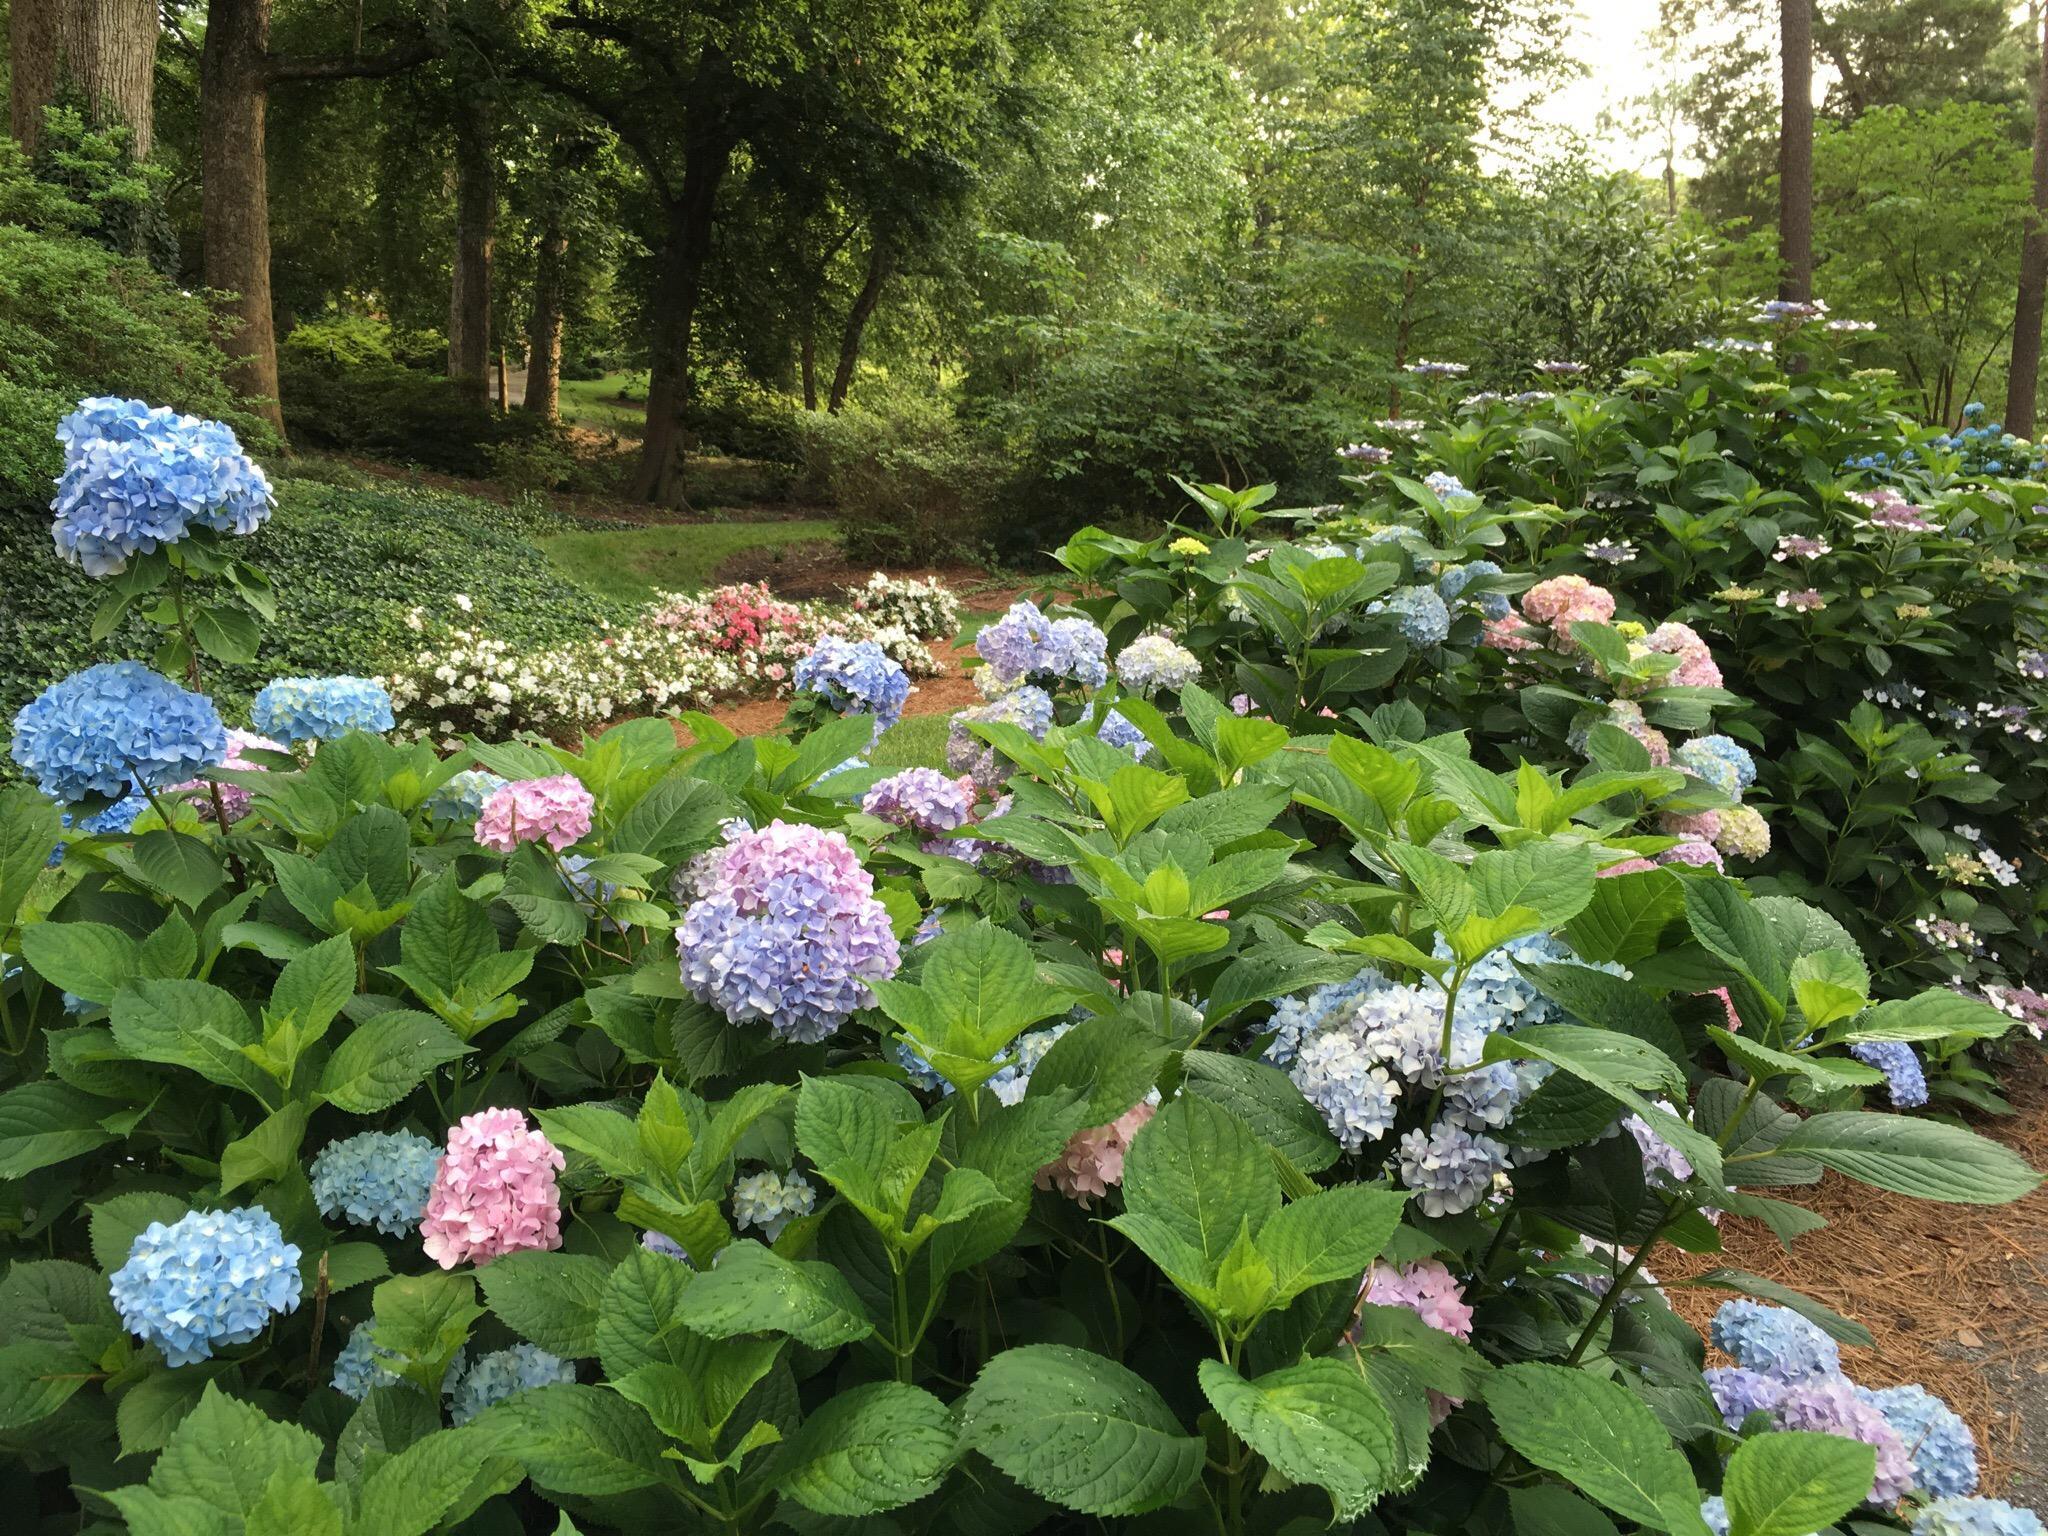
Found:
<box><xmin>1779</xmin><ymin>1112</ymin><xmax>2041</xmax><ymax>1204</ymax></box>
<box><xmin>1720</xmin><ymin>1430</ymin><xmax>1875</xmax><ymax>1536</ymax></box>
<box><xmin>959</xmin><ymin>1343</ymin><xmax>1203</xmax><ymax>1516</ymax></box>
<box><xmin>0</xmin><ymin>1081</ymin><xmax>119</xmax><ymax>1178</ymax></box>
<box><xmin>774</xmin><ymin>1380</ymin><xmax>958</xmax><ymax>1515</ymax></box>
<box><xmin>1196</xmin><ymin>1357</ymin><xmax>1399</xmax><ymax>1521</ymax></box>
<box><xmin>673</xmin><ymin>1240</ymin><xmax>872</xmax><ymax>1348</ymax></box>
<box><xmin>148</xmin><ymin>1382</ymin><xmax>324</xmax><ymax>1517</ymax></box>
<box><xmin>1485</xmin><ymin>1363</ymin><xmax>1704</xmax><ymax>1530</ymax></box>
<box><xmin>18</xmin><ymin>920</ymin><xmax>142</xmax><ymax>1004</ymax></box>
<box><xmin>318</xmin><ymin>1011</ymin><xmax>471</xmax><ymax>1115</ymax></box>
<box><xmin>1121</xmin><ymin>1095</ymin><xmax>1281</xmax><ymax>1269</ymax></box>
<box><xmin>477</xmin><ymin>1383</ymin><xmax>669</xmax><ymax>1496</ymax></box>
<box><xmin>476</xmin><ymin>1252</ymin><xmax>609</xmax><ymax>1359</ymax></box>
<box><xmin>1254</xmin><ymin>1184</ymin><xmax>1408</xmax><ymax>1305</ymax></box>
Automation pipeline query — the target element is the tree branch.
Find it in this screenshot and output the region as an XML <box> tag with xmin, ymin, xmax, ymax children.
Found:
<box><xmin>263</xmin><ymin>40</ymin><xmax>436</xmax><ymax>85</ymax></box>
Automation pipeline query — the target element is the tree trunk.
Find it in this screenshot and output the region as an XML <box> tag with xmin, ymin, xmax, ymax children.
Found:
<box><xmin>827</xmin><ymin>241</ymin><xmax>893</xmax><ymax>413</ymax></box>
<box><xmin>495</xmin><ymin>348</ymin><xmax>509</xmax><ymax>411</ymax></box>
<box><xmin>1777</xmin><ymin>0</ymin><xmax>1814</xmax><ymax>303</ymax></box>
<box><xmin>2009</xmin><ymin>5</ymin><xmax>2048</xmax><ymax>438</ymax></box>
<box><xmin>628</xmin><ymin>140</ymin><xmax>732</xmax><ymax>504</ymax></box>
<box><xmin>800</xmin><ymin>322</ymin><xmax>818</xmax><ymax>411</ymax></box>
<box><xmin>448</xmin><ymin>102</ymin><xmax>496</xmax><ymax>404</ymax></box>
<box><xmin>201</xmin><ymin>0</ymin><xmax>284</xmax><ymax>434</ymax></box>
<box><xmin>523</xmin><ymin>221</ymin><xmax>566</xmax><ymax>421</ymax></box>
<box><xmin>11</xmin><ymin>0</ymin><xmax>157</xmax><ymax>155</ymax></box>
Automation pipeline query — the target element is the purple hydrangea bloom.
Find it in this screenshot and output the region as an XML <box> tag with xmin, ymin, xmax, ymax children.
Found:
<box><xmin>1851</xmin><ymin>1039</ymin><xmax>1930</xmax><ymax>1108</ymax></box>
<box><xmin>12</xmin><ymin>662</ymin><xmax>227</xmax><ymax>802</ymax></box>
<box><xmin>110</xmin><ymin>1206</ymin><xmax>302</xmax><ymax>1365</ymax></box>
<box><xmin>1706</xmin><ymin>1365</ymin><xmax>1788</xmax><ymax>1430</ymax></box>
<box><xmin>793</xmin><ymin>636</ymin><xmax>912</xmax><ymax>735</ymax></box>
<box><xmin>1775</xmin><ymin>1375</ymin><xmax>1914</xmax><ymax>1502</ymax></box>
<box><xmin>862</xmin><ymin>767</ymin><xmax>974</xmax><ymax>834</ymax></box>
<box><xmin>678</xmin><ymin>821</ymin><xmax>901</xmax><ymax>1043</ymax></box>
<box><xmin>948</xmin><ymin>685</ymin><xmax>1054</xmax><ymax>788</ymax></box>
<box><xmin>1291</xmin><ymin>1033</ymin><xmax>1401</xmax><ymax>1151</ymax></box>
<box><xmin>1097</xmin><ymin>708</ymin><xmax>1151</xmax><ymax>759</ymax></box>
<box><xmin>640</xmin><ymin>1230</ymin><xmax>691</xmax><ymax>1262</ymax></box>
<box><xmin>1396</xmin><ymin>1121</ymin><xmax>1509</xmax><ymax>1216</ymax></box>
<box><xmin>975</xmin><ymin>600</ymin><xmax>1108</xmax><ymax>688</ymax></box>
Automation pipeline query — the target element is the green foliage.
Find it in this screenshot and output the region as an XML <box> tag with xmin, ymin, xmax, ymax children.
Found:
<box><xmin>795</xmin><ymin>389</ymin><xmax>1006</xmax><ymax>563</ymax></box>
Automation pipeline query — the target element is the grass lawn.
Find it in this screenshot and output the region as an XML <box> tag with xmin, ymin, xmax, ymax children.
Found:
<box><xmin>868</xmin><ymin>711</ymin><xmax>953</xmax><ymax>771</ymax></box>
<box><xmin>542</xmin><ymin>519</ymin><xmax>838</xmax><ymax>604</ymax></box>
<box><xmin>557</xmin><ymin>372</ymin><xmax>649</xmax><ymax>438</ymax></box>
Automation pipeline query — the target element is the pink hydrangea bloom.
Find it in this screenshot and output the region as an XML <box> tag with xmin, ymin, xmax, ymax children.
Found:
<box><xmin>1658</xmin><ymin>837</ymin><xmax>1726</xmax><ymax>872</ymax></box>
<box><xmin>714</xmin><ymin>820</ymin><xmax>873</xmax><ymax>910</ymax></box>
<box><xmin>1360</xmin><ymin>1260</ymin><xmax>1473</xmax><ymax>1423</ymax></box>
<box><xmin>1598</xmin><ymin>857</ymin><xmax>1659</xmax><ymax>877</ymax></box>
<box><xmin>176</xmin><ymin>727</ymin><xmax>282</xmax><ymax>824</ymax></box>
<box><xmin>1644</xmin><ymin>622</ymin><xmax>1723</xmax><ymax>688</ymax></box>
<box><xmin>1659</xmin><ymin>810</ymin><xmax>1722</xmax><ymax>842</ymax></box>
<box><xmin>474</xmin><ymin>775</ymin><xmax>594</xmax><ymax>853</ymax></box>
<box><xmin>1035</xmin><ymin>1101</ymin><xmax>1155</xmax><ymax>1205</ymax></box>
<box><xmin>1521</xmin><ymin>575</ymin><xmax>1616</xmax><ymax>631</ymax></box>
<box><xmin>421</xmin><ymin>1109</ymin><xmax>565</xmax><ymax>1269</ymax></box>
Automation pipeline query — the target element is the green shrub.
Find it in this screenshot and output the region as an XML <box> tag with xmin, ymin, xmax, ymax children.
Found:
<box><xmin>277</xmin><ymin>353</ymin><xmax>549</xmax><ymax>477</ymax></box>
<box><xmin>281</xmin><ymin>313</ymin><xmax>446</xmax><ymax>371</ymax></box>
<box><xmin>795</xmin><ymin>389</ymin><xmax>1006</xmax><ymax>563</ymax></box>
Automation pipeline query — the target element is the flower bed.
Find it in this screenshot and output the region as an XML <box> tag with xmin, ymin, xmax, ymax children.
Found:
<box><xmin>0</xmin><ymin>396</ymin><xmax>2043</xmax><ymax>1536</ymax></box>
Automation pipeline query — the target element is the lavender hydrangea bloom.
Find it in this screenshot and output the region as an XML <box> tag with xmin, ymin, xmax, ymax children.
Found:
<box><xmin>862</xmin><ymin>767</ymin><xmax>973</xmax><ymax>834</ymax></box>
<box><xmin>12</xmin><ymin>662</ymin><xmax>227</xmax><ymax>803</ymax></box>
<box><xmin>51</xmin><ymin>396</ymin><xmax>274</xmax><ymax>575</ymax></box>
<box><xmin>1700</xmin><ymin>1496</ymin><xmax>1730</xmax><ymax>1536</ymax></box>
<box><xmin>1851</xmin><ymin>1039</ymin><xmax>1930</xmax><ymax>1108</ymax></box>
<box><xmin>1705</xmin><ymin>1365</ymin><xmax>1788</xmax><ymax>1430</ymax></box>
<box><xmin>1097</xmin><ymin>709</ymin><xmax>1152</xmax><ymax>759</ymax></box>
<box><xmin>976</xmin><ymin>601</ymin><xmax>1111</xmax><ymax>689</ymax></box>
<box><xmin>251</xmin><ymin>676</ymin><xmax>395</xmax><ymax>742</ymax></box>
<box><xmin>1264</xmin><ymin>969</ymin><xmax>1392</xmax><ymax>1066</ymax></box>
<box><xmin>641</xmin><ymin>1230</ymin><xmax>691</xmax><ymax>1262</ymax></box>
<box><xmin>793</xmin><ymin>636</ymin><xmax>912</xmax><ymax>735</ymax></box>
<box><xmin>1423</xmin><ymin>470</ymin><xmax>1469</xmax><ymax>498</ymax></box>
<box><xmin>1710</xmin><ymin>1300</ymin><xmax>1840</xmax><ymax>1382</ymax></box>
<box><xmin>310</xmin><ymin>1130</ymin><xmax>442</xmax><ymax>1236</ymax></box>
<box><xmin>1115</xmin><ymin>634</ymin><xmax>1201</xmax><ymax>695</ymax></box>
<box><xmin>1396</xmin><ymin>1122</ymin><xmax>1509</xmax><ymax>1216</ymax></box>
<box><xmin>1383</xmin><ymin>587</ymin><xmax>1451</xmax><ymax>647</ymax></box>
<box><xmin>110</xmin><ymin>1206</ymin><xmax>303</xmax><ymax>1365</ymax></box>
<box><xmin>987</xmin><ymin>1022</ymin><xmax>1072</xmax><ymax>1106</ymax></box>
<box><xmin>427</xmin><ymin>769</ymin><xmax>509</xmax><ymax>823</ymax></box>
<box><xmin>446</xmin><ymin>1344</ymin><xmax>577</xmax><ymax>1425</ymax></box>
<box><xmin>1775</xmin><ymin>1375</ymin><xmax>1914</xmax><ymax>1502</ymax></box>
<box><xmin>1868</xmin><ymin>1384</ymin><xmax>1979</xmax><ymax>1499</ymax></box>
<box><xmin>1914</xmin><ymin>1498</ymin><xmax>2047</xmax><ymax>1536</ymax></box>
<box><xmin>1291</xmin><ymin>1034</ymin><xmax>1401</xmax><ymax>1151</ymax></box>
<box><xmin>733</xmin><ymin>1168</ymin><xmax>817</xmax><ymax>1240</ymax></box>
<box><xmin>947</xmin><ymin>685</ymin><xmax>1054</xmax><ymax>788</ymax></box>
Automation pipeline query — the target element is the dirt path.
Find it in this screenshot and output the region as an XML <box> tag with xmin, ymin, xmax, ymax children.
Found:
<box><xmin>1660</xmin><ymin>1052</ymin><xmax>2048</xmax><ymax>1499</ymax></box>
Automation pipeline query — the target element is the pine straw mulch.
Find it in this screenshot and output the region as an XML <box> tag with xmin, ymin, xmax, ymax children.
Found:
<box><xmin>1658</xmin><ymin>1052</ymin><xmax>2048</xmax><ymax>1497</ymax></box>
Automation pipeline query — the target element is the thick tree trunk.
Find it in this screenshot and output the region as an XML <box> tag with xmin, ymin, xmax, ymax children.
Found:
<box><xmin>523</xmin><ymin>222</ymin><xmax>566</xmax><ymax>421</ymax></box>
<box><xmin>1777</xmin><ymin>0</ymin><xmax>1814</xmax><ymax>303</ymax></box>
<box><xmin>448</xmin><ymin>103</ymin><xmax>496</xmax><ymax>403</ymax></box>
<box><xmin>2009</xmin><ymin>6</ymin><xmax>2048</xmax><ymax>439</ymax></box>
<box><xmin>201</xmin><ymin>0</ymin><xmax>284</xmax><ymax>434</ymax></box>
<box><xmin>10</xmin><ymin>0</ymin><xmax>157</xmax><ymax>155</ymax></box>
<box><xmin>827</xmin><ymin>241</ymin><xmax>893</xmax><ymax>413</ymax></box>
<box><xmin>628</xmin><ymin>140</ymin><xmax>732</xmax><ymax>504</ymax></box>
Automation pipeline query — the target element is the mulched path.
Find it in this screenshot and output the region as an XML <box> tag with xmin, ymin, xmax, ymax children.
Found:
<box><xmin>1660</xmin><ymin>1051</ymin><xmax>2048</xmax><ymax>1500</ymax></box>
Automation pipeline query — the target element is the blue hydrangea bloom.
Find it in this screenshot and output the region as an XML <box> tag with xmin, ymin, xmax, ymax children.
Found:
<box><xmin>51</xmin><ymin>396</ymin><xmax>274</xmax><ymax>576</ymax></box>
<box><xmin>1264</xmin><ymin>969</ymin><xmax>1392</xmax><ymax>1066</ymax></box>
<box><xmin>427</xmin><ymin>769</ymin><xmax>508</xmax><ymax>822</ymax></box>
<box><xmin>1097</xmin><ymin>708</ymin><xmax>1152</xmax><ymax>759</ymax></box>
<box><xmin>732</xmin><ymin>1168</ymin><xmax>818</xmax><ymax>1240</ymax></box>
<box><xmin>1115</xmin><ymin>634</ymin><xmax>1201</xmax><ymax>695</ymax></box>
<box><xmin>1915</xmin><ymin>1498</ymin><xmax>2047</xmax><ymax>1536</ymax></box>
<box><xmin>1382</xmin><ymin>587</ymin><xmax>1451</xmax><ymax>648</ymax></box>
<box><xmin>1710</xmin><ymin>1300</ymin><xmax>1840</xmax><ymax>1382</ymax></box>
<box><xmin>60</xmin><ymin>991</ymin><xmax>96</xmax><ymax>1015</ymax></box>
<box><xmin>793</xmin><ymin>637</ymin><xmax>911</xmax><ymax>736</ymax></box>
<box><xmin>110</xmin><ymin>1206</ymin><xmax>303</xmax><ymax>1365</ymax></box>
<box><xmin>331</xmin><ymin>1319</ymin><xmax>465</xmax><ymax>1400</ymax></box>
<box><xmin>1423</xmin><ymin>470</ymin><xmax>1469</xmax><ymax>499</ymax></box>
<box><xmin>1675</xmin><ymin>734</ymin><xmax>1757</xmax><ymax>794</ymax></box>
<box><xmin>948</xmin><ymin>685</ymin><xmax>1055</xmax><ymax>787</ymax></box>
<box><xmin>310</xmin><ymin>1130</ymin><xmax>441</xmax><ymax>1235</ymax></box>
<box><xmin>446</xmin><ymin>1344</ymin><xmax>576</xmax><ymax>1426</ymax></box>
<box><xmin>679</xmin><ymin>872</ymin><xmax>900</xmax><ymax>1044</ymax></box>
<box><xmin>1850</xmin><ymin>1039</ymin><xmax>1930</xmax><ymax>1108</ymax></box>
<box><xmin>1396</xmin><ymin>1120</ymin><xmax>1510</xmax><ymax>1216</ymax></box>
<box><xmin>1438</xmin><ymin>559</ymin><xmax>1512</xmax><ymax>621</ymax></box>
<box><xmin>1291</xmin><ymin>1031</ymin><xmax>1401</xmax><ymax>1151</ymax></box>
<box><xmin>1705</xmin><ymin>1365</ymin><xmax>1788</xmax><ymax>1430</ymax></box>
<box><xmin>640</xmin><ymin>1230</ymin><xmax>691</xmax><ymax>1263</ymax></box>
<box><xmin>1700</xmin><ymin>1496</ymin><xmax>1730</xmax><ymax>1536</ymax></box>
<box><xmin>1868</xmin><ymin>1383</ymin><xmax>1979</xmax><ymax>1499</ymax></box>
<box><xmin>12</xmin><ymin>662</ymin><xmax>227</xmax><ymax>802</ymax></box>
<box><xmin>986</xmin><ymin>1021</ymin><xmax>1073</xmax><ymax>1106</ymax></box>
<box><xmin>60</xmin><ymin>794</ymin><xmax>147</xmax><ymax>844</ymax></box>
<box><xmin>250</xmin><ymin>676</ymin><xmax>395</xmax><ymax>743</ymax></box>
